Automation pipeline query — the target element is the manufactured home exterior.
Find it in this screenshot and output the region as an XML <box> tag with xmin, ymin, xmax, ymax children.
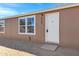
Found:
<box><xmin>0</xmin><ymin>4</ymin><xmax>79</xmax><ymax>49</ymax></box>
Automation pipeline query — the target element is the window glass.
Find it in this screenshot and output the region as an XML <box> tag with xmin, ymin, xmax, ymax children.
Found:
<box><xmin>20</xmin><ymin>19</ymin><xmax>25</xmax><ymax>25</ymax></box>
<box><xmin>27</xmin><ymin>17</ymin><xmax>34</xmax><ymax>26</ymax></box>
<box><xmin>27</xmin><ymin>26</ymin><xmax>34</xmax><ymax>33</ymax></box>
<box><xmin>20</xmin><ymin>25</ymin><xmax>26</xmax><ymax>33</ymax></box>
<box><xmin>19</xmin><ymin>18</ymin><xmax>26</xmax><ymax>33</ymax></box>
<box><xmin>0</xmin><ymin>20</ymin><xmax>5</xmax><ymax>32</ymax></box>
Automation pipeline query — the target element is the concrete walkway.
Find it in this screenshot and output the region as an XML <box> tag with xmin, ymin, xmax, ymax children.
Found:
<box><xmin>0</xmin><ymin>39</ymin><xmax>79</xmax><ymax>56</ymax></box>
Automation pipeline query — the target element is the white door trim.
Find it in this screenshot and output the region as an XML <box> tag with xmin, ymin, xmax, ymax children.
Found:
<box><xmin>45</xmin><ymin>12</ymin><xmax>59</xmax><ymax>44</ymax></box>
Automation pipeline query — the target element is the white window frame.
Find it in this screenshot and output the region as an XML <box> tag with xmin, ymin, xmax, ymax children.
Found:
<box><xmin>18</xmin><ymin>15</ymin><xmax>36</xmax><ymax>35</ymax></box>
<box><xmin>0</xmin><ymin>20</ymin><xmax>5</xmax><ymax>33</ymax></box>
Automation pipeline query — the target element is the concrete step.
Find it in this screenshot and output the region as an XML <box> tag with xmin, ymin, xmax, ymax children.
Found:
<box><xmin>40</xmin><ymin>44</ymin><xmax>58</xmax><ymax>51</ymax></box>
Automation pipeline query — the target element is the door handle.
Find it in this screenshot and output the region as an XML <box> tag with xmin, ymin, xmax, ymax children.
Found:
<box><xmin>46</xmin><ymin>29</ymin><xmax>48</xmax><ymax>32</ymax></box>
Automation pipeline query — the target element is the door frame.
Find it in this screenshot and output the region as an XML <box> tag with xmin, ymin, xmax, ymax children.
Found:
<box><xmin>45</xmin><ymin>12</ymin><xmax>59</xmax><ymax>44</ymax></box>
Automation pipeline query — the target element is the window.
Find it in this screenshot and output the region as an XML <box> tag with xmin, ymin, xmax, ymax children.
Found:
<box><xmin>27</xmin><ymin>17</ymin><xmax>34</xmax><ymax>33</ymax></box>
<box><xmin>0</xmin><ymin>20</ymin><xmax>5</xmax><ymax>33</ymax></box>
<box><xmin>18</xmin><ymin>16</ymin><xmax>36</xmax><ymax>35</ymax></box>
<box><xmin>20</xmin><ymin>19</ymin><xmax>26</xmax><ymax>33</ymax></box>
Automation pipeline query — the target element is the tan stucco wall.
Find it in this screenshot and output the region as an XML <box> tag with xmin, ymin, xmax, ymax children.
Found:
<box><xmin>43</xmin><ymin>6</ymin><xmax>79</xmax><ymax>49</ymax></box>
<box><xmin>59</xmin><ymin>7</ymin><xmax>79</xmax><ymax>48</ymax></box>
<box><xmin>0</xmin><ymin>14</ymin><xmax>45</xmax><ymax>43</ymax></box>
<box><xmin>0</xmin><ymin>6</ymin><xmax>79</xmax><ymax>49</ymax></box>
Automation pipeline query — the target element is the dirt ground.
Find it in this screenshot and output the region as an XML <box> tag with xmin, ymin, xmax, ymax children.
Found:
<box><xmin>0</xmin><ymin>46</ymin><xmax>34</xmax><ymax>56</ymax></box>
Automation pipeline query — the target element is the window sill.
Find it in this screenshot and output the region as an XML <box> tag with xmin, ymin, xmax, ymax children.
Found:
<box><xmin>0</xmin><ymin>32</ymin><xmax>5</xmax><ymax>33</ymax></box>
<box><xmin>18</xmin><ymin>33</ymin><xmax>36</xmax><ymax>35</ymax></box>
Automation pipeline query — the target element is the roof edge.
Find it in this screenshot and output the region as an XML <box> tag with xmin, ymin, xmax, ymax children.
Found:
<box><xmin>0</xmin><ymin>4</ymin><xmax>79</xmax><ymax>19</ymax></box>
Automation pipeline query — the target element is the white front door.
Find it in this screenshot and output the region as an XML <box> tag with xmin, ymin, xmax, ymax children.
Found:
<box><xmin>45</xmin><ymin>12</ymin><xmax>59</xmax><ymax>44</ymax></box>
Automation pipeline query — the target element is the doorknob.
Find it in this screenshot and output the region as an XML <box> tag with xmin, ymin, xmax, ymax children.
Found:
<box><xmin>46</xmin><ymin>29</ymin><xmax>48</xmax><ymax>32</ymax></box>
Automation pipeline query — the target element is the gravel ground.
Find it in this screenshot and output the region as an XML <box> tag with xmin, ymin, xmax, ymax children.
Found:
<box><xmin>0</xmin><ymin>39</ymin><xmax>79</xmax><ymax>56</ymax></box>
<box><xmin>0</xmin><ymin>46</ymin><xmax>34</xmax><ymax>56</ymax></box>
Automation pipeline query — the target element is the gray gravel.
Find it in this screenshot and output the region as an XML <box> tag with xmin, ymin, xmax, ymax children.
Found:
<box><xmin>0</xmin><ymin>39</ymin><xmax>79</xmax><ymax>56</ymax></box>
